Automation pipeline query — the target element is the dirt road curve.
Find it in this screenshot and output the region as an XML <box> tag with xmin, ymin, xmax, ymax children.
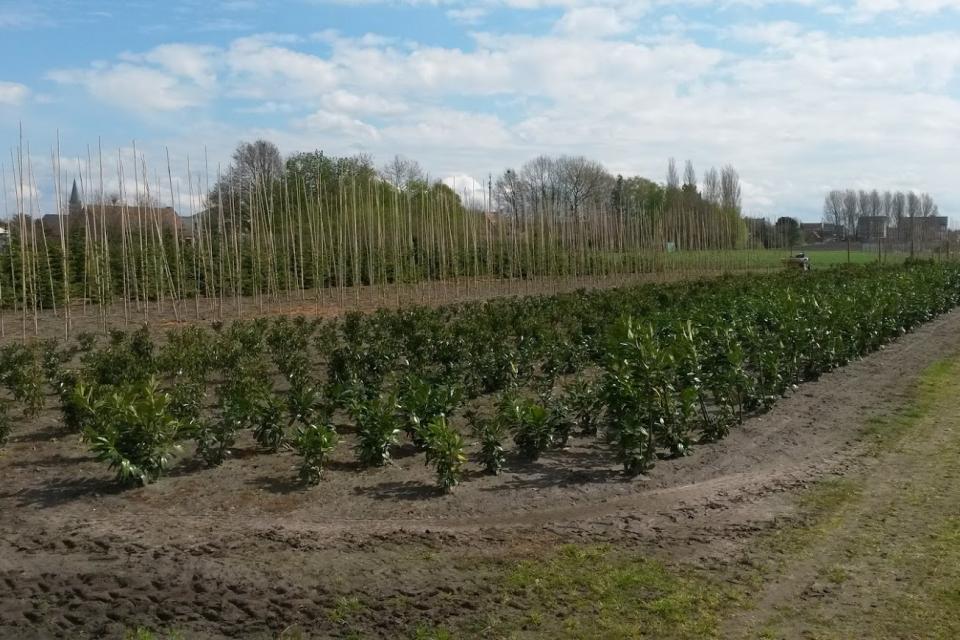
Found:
<box><xmin>3</xmin><ymin>308</ymin><xmax>960</xmax><ymax>638</ymax></box>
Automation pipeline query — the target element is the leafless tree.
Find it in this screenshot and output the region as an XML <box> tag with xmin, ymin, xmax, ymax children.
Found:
<box><xmin>496</xmin><ymin>155</ymin><xmax>613</xmax><ymax>218</ymax></box>
<box><xmin>882</xmin><ymin>191</ymin><xmax>893</xmax><ymax>219</ymax></box>
<box><xmin>719</xmin><ymin>165</ymin><xmax>741</xmax><ymax>213</ymax></box>
<box><xmin>494</xmin><ymin>168</ymin><xmax>526</xmax><ymax>220</ymax></box>
<box><xmin>823</xmin><ymin>190</ymin><xmax>844</xmax><ymax>231</ymax></box>
<box><xmin>702</xmin><ymin>167</ymin><xmax>720</xmax><ymax>206</ymax></box>
<box><xmin>842</xmin><ymin>189</ymin><xmax>859</xmax><ymax>237</ymax></box>
<box><xmin>920</xmin><ymin>192</ymin><xmax>938</xmax><ymax>217</ymax></box>
<box><xmin>683</xmin><ymin>160</ymin><xmax>696</xmax><ymax>189</ymax></box>
<box><xmin>666</xmin><ymin>158</ymin><xmax>680</xmax><ymax>191</ymax></box>
<box><xmin>231</xmin><ymin>139</ymin><xmax>284</xmax><ymax>185</ymax></box>
<box><xmin>380</xmin><ymin>155</ymin><xmax>425</xmax><ymax>192</ymax></box>
<box><xmin>557</xmin><ymin>155</ymin><xmax>614</xmax><ymax>217</ymax></box>
<box><xmin>891</xmin><ymin>191</ymin><xmax>907</xmax><ymax>226</ymax></box>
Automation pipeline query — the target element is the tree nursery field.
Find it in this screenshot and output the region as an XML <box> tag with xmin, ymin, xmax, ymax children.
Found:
<box><xmin>2</xmin><ymin>261</ymin><xmax>960</xmax><ymax>638</ymax></box>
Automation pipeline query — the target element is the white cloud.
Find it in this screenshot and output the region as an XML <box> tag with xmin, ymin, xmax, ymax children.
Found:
<box><xmin>554</xmin><ymin>7</ymin><xmax>634</xmax><ymax>38</ymax></box>
<box><xmin>49</xmin><ymin>63</ymin><xmax>207</xmax><ymax>112</ymax></box>
<box><xmin>442</xmin><ymin>174</ymin><xmax>489</xmax><ymax>207</ymax></box>
<box><xmin>851</xmin><ymin>0</ymin><xmax>960</xmax><ymax>20</ymax></box>
<box><xmin>300</xmin><ymin>109</ymin><xmax>381</xmax><ymax>141</ymax></box>
<box><xmin>446</xmin><ymin>7</ymin><xmax>487</xmax><ymax>24</ymax></box>
<box><xmin>226</xmin><ymin>34</ymin><xmax>337</xmax><ymax>99</ymax></box>
<box><xmin>0</xmin><ymin>81</ymin><xmax>28</xmax><ymax>105</ymax></box>
<box><xmin>28</xmin><ymin>11</ymin><xmax>960</xmax><ymax>220</ymax></box>
<box><xmin>322</xmin><ymin>89</ymin><xmax>408</xmax><ymax>115</ymax></box>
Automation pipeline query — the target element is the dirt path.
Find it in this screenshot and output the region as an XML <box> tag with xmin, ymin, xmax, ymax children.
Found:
<box><xmin>723</xmin><ymin>356</ymin><xmax>960</xmax><ymax>639</ymax></box>
<box><xmin>3</xmin><ymin>308</ymin><xmax>960</xmax><ymax>638</ymax></box>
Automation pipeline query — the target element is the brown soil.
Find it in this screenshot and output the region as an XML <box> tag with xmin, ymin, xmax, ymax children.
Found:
<box><xmin>2</xmin><ymin>308</ymin><xmax>960</xmax><ymax>639</ymax></box>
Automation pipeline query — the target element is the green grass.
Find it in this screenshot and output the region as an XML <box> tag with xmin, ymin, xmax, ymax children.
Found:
<box><xmin>730</xmin><ymin>355</ymin><xmax>960</xmax><ymax>639</ymax></box>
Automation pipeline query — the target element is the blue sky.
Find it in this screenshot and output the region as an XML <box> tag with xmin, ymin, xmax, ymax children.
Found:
<box><xmin>2</xmin><ymin>0</ymin><xmax>960</xmax><ymax>221</ymax></box>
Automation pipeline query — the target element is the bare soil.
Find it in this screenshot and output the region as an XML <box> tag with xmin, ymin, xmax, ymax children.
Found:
<box><xmin>3</xmin><ymin>308</ymin><xmax>960</xmax><ymax>639</ymax></box>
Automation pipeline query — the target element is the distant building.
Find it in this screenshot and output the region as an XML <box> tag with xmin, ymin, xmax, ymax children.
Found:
<box><xmin>41</xmin><ymin>180</ymin><xmax>186</xmax><ymax>239</ymax></box>
<box><xmin>856</xmin><ymin>216</ymin><xmax>889</xmax><ymax>241</ymax></box>
<box><xmin>893</xmin><ymin>216</ymin><xmax>948</xmax><ymax>245</ymax></box>
<box><xmin>801</xmin><ymin>222</ymin><xmax>841</xmax><ymax>243</ymax></box>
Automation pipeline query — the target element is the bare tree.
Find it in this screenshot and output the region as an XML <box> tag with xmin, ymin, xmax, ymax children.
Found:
<box><xmin>666</xmin><ymin>158</ymin><xmax>680</xmax><ymax>191</ymax></box>
<box><xmin>231</xmin><ymin>139</ymin><xmax>284</xmax><ymax>185</ymax></box>
<box><xmin>702</xmin><ymin>167</ymin><xmax>720</xmax><ymax>206</ymax></box>
<box><xmin>842</xmin><ymin>189</ymin><xmax>859</xmax><ymax>237</ymax></box>
<box><xmin>557</xmin><ymin>155</ymin><xmax>614</xmax><ymax>217</ymax></box>
<box><xmin>683</xmin><ymin>160</ymin><xmax>696</xmax><ymax>189</ymax></box>
<box><xmin>494</xmin><ymin>168</ymin><xmax>526</xmax><ymax>220</ymax></box>
<box><xmin>920</xmin><ymin>192</ymin><xmax>937</xmax><ymax>217</ymax></box>
<box><xmin>881</xmin><ymin>191</ymin><xmax>893</xmax><ymax>220</ymax></box>
<box><xmin>719</xmin><ymin>165</ymin><xmax>741</xmax><ymax>213</ymax></box>
<box><xmin>380</xmin><ymin>155</ymin><xmax>425</xmax><ymax>192</ymax></box>
<box><xmin>823</xmin><ymin>190</ymin><xmax>844</xmax><ymax>231</ymax></box>
<box><xmin>891</xmin><ymin>191</ymin><xmax>906</xmax><ymax>227</ymax></box>
<box><xmin>496</xmin><ymin>155</ymin><xmax>613</xmax><ymax>218</ymax></box>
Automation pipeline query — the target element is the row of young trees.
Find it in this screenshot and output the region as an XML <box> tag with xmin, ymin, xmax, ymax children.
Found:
<box><xmin>494</xmin><ymin>156</ymin><xmax>743</xmax><ymax>221</ymax></box>
<box><xmin>823</xmin><ymin>189</ymin><xmax>940</xmax><ymax>236</ymax></box>
<box><xmin>1</xmin><ymin>139</ymin><xmax>754</xmax><ymax>339</ymax></box>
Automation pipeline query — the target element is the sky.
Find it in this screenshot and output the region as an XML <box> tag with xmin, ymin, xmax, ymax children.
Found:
<box><xmin>1</xmin><ymin>0</ymin><xmax>960</xmax><ymax>222</ymax></box>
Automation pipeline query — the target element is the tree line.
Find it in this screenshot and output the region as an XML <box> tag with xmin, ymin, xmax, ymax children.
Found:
<box><xmin>823</xmin><ymin>189</ymin><xmax>940</xmax><ymax>237</ymax></box>
<box><xmin>1</xmin><ymin>137</ymin><xmax>754</xmax><ymax>338</ymax></box>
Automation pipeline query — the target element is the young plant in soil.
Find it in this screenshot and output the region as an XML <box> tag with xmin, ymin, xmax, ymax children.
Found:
<box><xmin>563</xmin><ymin>376</ymin><xmax>603</xmax><ymax>437</ymax></box>
<box><xmin>397</xmin><ymin>374</ymin><xmax>462</xmax><ymax>449</ymax></box>
<box><xmin>253</xmin><ymin>394</ymin><xmax>287</xmax><ymax>453</ymax></box>
<box><xmin>81</xmin><ymin>377</ymin><xmax>181</xmax><ymax>485</ymax></box>
<box><xmin>467</xmin><ymin>410</ymin><xmax>506</xmax><ymax>475</ymax></box>
<box><xmin>500</xmin><ymin>394</ymin><xmax>555</xmax><ymax>462</ymax></box>
<box><xmin>351</xmin><ymin>394</ymin><xmax>401</xmax><ymax>467</ymax></box>
<box><xmin>292</xmin><ymin>422</ymin><xmax>338</xmax><ymax>486</ymax></box>
<box><xmin>422</xmin><ymin>415</ymin><xmax>466</xmax><ymax>493</ymax></box>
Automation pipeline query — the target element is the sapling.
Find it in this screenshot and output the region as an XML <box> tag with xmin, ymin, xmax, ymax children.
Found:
<box><xmin>352</xmin><ymin>394</ymin><xmax>401</xmax><ymax>467</ymax></box>
<box><xmin>293</xmin><ymin>422</ymin><xmax>338</xmax><ymax>485</ymax></box>
<box><xmin>422</xmin><ymin>415</ymin><xmax>466</xmax><ymax>493</ymax></box>
<box><xmin>253</xmin><ymin>394</ymin><xmax>286</xmax><ymax>452</ymax></box>
<box><xmin>500</xmin><ymin>395</ymin><xmax>554</xmax><ymax>462</ymax></box>
<box><xmin>563</xmin><ymin>376</ymin><xmax>603</xmax><ymax>437</ymax></box>
<box><xmin>82</xmin><ymin>377</ymin><xmax>181</xmax><ymax>485</ymax></box>
<box><xmin>467</xmin><ymin>410</ymin><xmax>505</xmax><ymax>475</ymax></box>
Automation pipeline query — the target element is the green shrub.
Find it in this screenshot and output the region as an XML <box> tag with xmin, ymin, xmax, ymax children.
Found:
<box><xmin>82</xmin><ymin>378</ymin><xmax>181</xmax><ymax>485</ymax></box>
<box><xmin>468</xmin><ymin>411</ymin><xmax>505</xmax><ymax>475</ymax></box>
<box><xmin>422</xmin><ymin>415</ymin><xmax>466</xmax><ymax>493</ymax></box>
<box><xmin>352</xmin><ymin>394</ymin><xmax>401</xmax><ymax>467</ymax></box>
<box><xmin>293</xmin><ymin>422</ymin><xmax>338</xmax><ymax>485</ymax></box>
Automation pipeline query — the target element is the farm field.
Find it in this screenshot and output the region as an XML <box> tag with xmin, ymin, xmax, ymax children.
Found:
<box><xmin>1</xmin><ymin>262</ymin><xmax>960</xmax><ymax>639</ymax></box>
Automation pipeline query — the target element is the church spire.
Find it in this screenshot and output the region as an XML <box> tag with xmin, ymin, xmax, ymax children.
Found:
<box><xmin>68</xmin><ymin>179</ymin><xmax>81</xmax><ymax>214</ymax></box>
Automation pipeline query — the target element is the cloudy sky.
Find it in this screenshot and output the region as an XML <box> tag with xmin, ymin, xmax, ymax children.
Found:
<box><xmin>1</xmin><ymin>0</ymin><xmax>959</xmax><ymax>221</ymax></box>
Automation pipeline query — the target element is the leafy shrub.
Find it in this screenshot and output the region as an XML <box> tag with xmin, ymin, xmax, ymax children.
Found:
<box><xmin>563</xmin><ymin>376</ymin><xmax>603</xmax><ymax>437</ymax></box>
<box><xmin>500</xmin><ymin>395</ymin><xmax>555</xmax><ymax>462</ymax></box>
<box><xmin>422</xmin><ymin>415</ymin><xmax>466</xmax><ymax>493</ymax></box>
<box><xmin>253</xmin><ymin>394</ymin><xmax>286</xmax><ymax>452</ymax></box>
<box><xmin>194</xmin><ymin>416</ymin><xmax>238</xmax><ymax>467</ymax></box>
<box><xmin>293</xmin><ymin>422</ymin><xmax>339</xmax><ymax>485</ymax></box>
<box><xmin>81</xmin><ymin>377</ymin><xmax>181</xmax><ymax>485</ymax></box>
<box><xmin>467</xmin><ymin>410</ymin><xmax>505</xmax><ymax>475</ymax></box>
<box><xmin>352</xmin><ymin>394</ymin><xmax>401</xmax><ymax>467</ymax></box>
<box><xmin>397</xmin><ymin>374</ymin><xmax>462</xmax><ymax>448</ymax></box>
<box><xmin>0</xmin><ymin>344</ymin><xmax>45</xmax><ymax>418</ymax></box>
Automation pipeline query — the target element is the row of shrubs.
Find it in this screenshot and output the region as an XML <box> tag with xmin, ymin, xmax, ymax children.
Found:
<box><xmin>0</xmin><ymin>261</ymin><xmax>958</xmax><ymax>493</ymax></box>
